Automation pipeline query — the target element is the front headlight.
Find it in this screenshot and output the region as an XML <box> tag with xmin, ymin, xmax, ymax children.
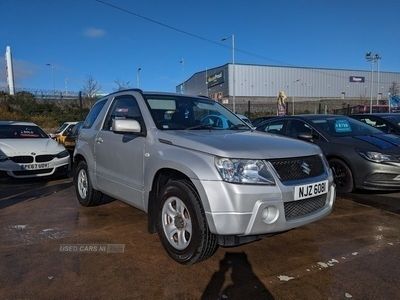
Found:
<box><xmin>215</xmin><ymin>157</ymin><xmax>275</xmax><ymax>185</ymax></box>
<box><xmin>359</xmin><ymin>151</ymin><xmax>399</xmax><ymax>163</ymax></box>
<box><xmin>56</xmin><ymin>150</ymin><xmax>70</xmax><ymax>158</ymax></box>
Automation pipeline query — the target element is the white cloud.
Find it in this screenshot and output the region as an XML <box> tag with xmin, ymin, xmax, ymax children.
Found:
<box><xmin>83</xmin><ymin>27</ymin><xmax>106</xmax><ymax>38</ymax></box>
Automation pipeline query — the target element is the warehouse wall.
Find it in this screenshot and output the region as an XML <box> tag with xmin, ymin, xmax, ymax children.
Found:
<box><xmin>178</xmin><ymin>64</ymin><xmax>400</xmax><ymax>100</ymax></box>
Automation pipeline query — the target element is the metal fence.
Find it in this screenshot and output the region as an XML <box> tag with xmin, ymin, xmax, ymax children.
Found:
<box><xmin>0</xmin><ymin>87</ymin><xmax>80</xmax><ymax>100</ymax></box>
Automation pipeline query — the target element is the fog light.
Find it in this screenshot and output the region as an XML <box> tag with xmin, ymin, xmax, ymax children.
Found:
<box><xmin>262</xmin><ymin>206</ymin><xmax>279</xmax><ymax>224</ymax></box>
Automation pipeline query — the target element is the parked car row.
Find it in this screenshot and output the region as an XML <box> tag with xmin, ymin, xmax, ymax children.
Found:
<box><xmin>2</xmin><ymin>90</ymin><xmax>400</xmax><ymax>264</ymax></box>
<box><xmin>255</xmin><ymin>113</ymin><xmax>400</xmax><ymax>193</ymax></box>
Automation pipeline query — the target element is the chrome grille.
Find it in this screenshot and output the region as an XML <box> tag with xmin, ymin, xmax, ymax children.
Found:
<box><xmin>9</xmin><ymin>156</ymin><xmax>33</xmax><ymax>163</ymax></box>
<box><xmin>269</xmin><ymin>155</ymin><xmax>324</xmax><ymax>182</ymax></box>
<box><xmin>284</xmin><ymin>195</ymin><xmax>327</xmax><ymax>220</ymax></box>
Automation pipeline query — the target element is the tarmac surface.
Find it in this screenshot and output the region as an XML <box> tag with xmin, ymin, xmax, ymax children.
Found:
<box><xmin>1</xmin><ymin>177</ymin><xmax>400</xmax><ymax>299</ymax></box>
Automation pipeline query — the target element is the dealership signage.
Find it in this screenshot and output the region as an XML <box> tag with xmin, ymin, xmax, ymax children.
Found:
<box><xmin>349</xmin><ymin>76</ymin><xmax>365</xmax><ymax>83</ymax></box>
<box><xmin>207</xmin><ymin>71</ymin><xmax>224</xmax><ymax>87</ymax></box>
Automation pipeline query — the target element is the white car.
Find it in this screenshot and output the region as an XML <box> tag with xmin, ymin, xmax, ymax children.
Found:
<box><xmin>0</xmin><ymin>121</ymin><xmax>70</xmax><ymax>178</ymax></box>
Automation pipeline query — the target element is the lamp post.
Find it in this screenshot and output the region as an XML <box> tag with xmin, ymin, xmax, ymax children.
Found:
<box><xmin>46</xmin><ymin>63</ymin><xmax>55</xmax><ymax>97</ymax></box>
<box><xmin>221</xmin><ymin>34</ymin><xmax>235</xmax><ymax>112</ymax></box>
<box><xmin>365</xmin><ymin>52</ymin><xmax>381</xmax><ymax>112</ymax></box>
<box><xmin>292</xmin><ymin>79</ymin><xmax>300</xmax><ymax>115</ymax></box>
<box><xmin>136</xmin><ymin>67</ymin><xmax>142</xmax><ymax>88</ymax></box>
<box><xmin>375</xmin><ymin>54</ymin><xmax>382</xmax><ymax>104</ymax></box>
<box><xmin>180</xmin><ymin>58</ymin><xmax>185</xmax><ymax>94</ymax></box>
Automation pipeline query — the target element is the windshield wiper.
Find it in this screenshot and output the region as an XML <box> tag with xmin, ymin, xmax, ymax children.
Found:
<box><xmin>185</xmin><ymin>124</ymin><xmax>216</xmax><ymax>130</ymax></box>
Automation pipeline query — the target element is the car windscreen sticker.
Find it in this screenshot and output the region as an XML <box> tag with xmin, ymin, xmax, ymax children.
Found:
<box><xmin>335</xmin><ymin>119</ymin><xmax>352</xmax><ymax>133</ymax></box>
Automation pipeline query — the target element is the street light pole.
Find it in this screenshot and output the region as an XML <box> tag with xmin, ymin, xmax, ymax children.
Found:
<box><xmin>137</xmin><ymin>67</ymin><xmax>142</xmax><ymax>88</ymax></box>
<box><xmin>222</xmin><ymin>34</ymin><xmax>236</xmax><ymax>113</ymax></box>
<box><xmin>292</xmin><ymin>79</ymin><xmax>300</xmax><ymax>115</ymax></box>
<box><xmin>180</xmin><ymin>58</ymin><xmax>185</xmax><ymax>94</ymax></box>
<box><xmin>46</xmin><ymin>63</ymin><xmax>55</xmax><ymax>97</ymax></box>
<box><xmin>365</xmin><ymin>52</ymin><xmax>374</xmax><ymax>113</ymax></box>
<box><xmin>375</xmin><ymin>54</ymin><xmax>382</xmax><ymax>104</ymax></box>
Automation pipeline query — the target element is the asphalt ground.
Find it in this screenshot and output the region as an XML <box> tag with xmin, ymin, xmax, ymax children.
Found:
<box><xmin>1</xmin><ymin>177</ymin><xmax>400</xmax><ymax>299</ymax></box>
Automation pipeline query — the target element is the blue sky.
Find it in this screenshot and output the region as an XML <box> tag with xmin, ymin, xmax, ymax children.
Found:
<box><xmin>1</xmin><ymin>0</ymin><xmax>399</xmax><ymax>93</ymax></box>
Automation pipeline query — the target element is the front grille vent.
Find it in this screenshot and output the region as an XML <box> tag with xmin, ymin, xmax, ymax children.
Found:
<box><xmin>269</xmin><ymin>155</ymin><xmax>324</xmax><ymax>182</ymax></box>
<box><xmin>284</xmin><ymin>195</ymin><xmax>327</xmax><ymax>220</ymax></box>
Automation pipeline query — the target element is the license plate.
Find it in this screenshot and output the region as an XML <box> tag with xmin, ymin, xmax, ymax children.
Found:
<box><xmin>294</xmin><ymin>180</ymin><xmax>328</xmax><ymax>200</ymax></box>
<box><xmin>20</xmin><ymin>163</ymin><xmax>50</xmax><ymax>170</ymax></box>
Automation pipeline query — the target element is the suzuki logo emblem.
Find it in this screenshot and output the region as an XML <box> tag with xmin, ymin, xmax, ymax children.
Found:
<box><xmin>301</xmin><ymin>162</ymin><xmax>311</xmax><ymax>175</ymax></box>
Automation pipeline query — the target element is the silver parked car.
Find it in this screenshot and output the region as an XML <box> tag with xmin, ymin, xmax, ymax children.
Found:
<box><xmin>73</xmin><ymin>90</ymin><xmax>336</xmax><ymax>264</ymax></box>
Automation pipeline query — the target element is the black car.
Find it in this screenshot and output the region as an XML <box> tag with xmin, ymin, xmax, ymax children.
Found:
<box><xmin>256</xmin><ymin>115</ymin><xmax>400</xmax><ymax>193</ymax></box>
<box><xmin>251</xmin><ymin>116</ymin><xmax>277</xmax><ymax>127</ymax></box>
<box><xmin>350</xmin><ymin>113</ymin><xmax>400</xmax><ymax>135</ymax></box>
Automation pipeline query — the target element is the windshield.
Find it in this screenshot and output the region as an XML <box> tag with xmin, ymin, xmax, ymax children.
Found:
<box><xmin>382</xmin><ymin>115</ymin><xmax>400</xmax><ymax>127</ymax></box>
<box><xmin>144</xmin><ymin>95</ymin><xmax>249</xmax><ymax>130</ymax></box>
<box><xmin>310</xmin><ymin>117</ymin><xmax>383</xmax><ymax>137</ymax></box>
<box><xmin>0</xmin><ymin>125</ymin><xmax>49</xmax><ymax>139</ymax></box>
<box><xmin>55</xmin><ymin>123</ymin><xmax>69</xmax><ymax>134</ymax></box>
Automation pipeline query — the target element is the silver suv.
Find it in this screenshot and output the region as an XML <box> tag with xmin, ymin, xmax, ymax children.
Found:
<box><xmin>74</xmin><ymin>90</ymin><xmax>335</xmax><ymax>264</ymax></box>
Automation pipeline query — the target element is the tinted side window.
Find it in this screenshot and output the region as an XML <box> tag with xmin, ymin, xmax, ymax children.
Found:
<box><xmin>103</xmin><ymin>95</ymin><xmax>144</xmax><ymax>131</ymax></box>
<box><xmin>83</xmin><ymin>100</ymin><xmax>107</xmax><ymax>129</ymax></box>
<box><xmin>358</xmin><ymin>117</ymin><xmax>389</xmax><ymax>133</ymax></box>
<box><xmin>287</xmin><ymin>120</ymin><xmax>313</xmax><ymax>137</ymax></box>
<box><xmin>262</xmin><ymin>120</ymin><xmax>286</xmax><ymax>135</ymax></box>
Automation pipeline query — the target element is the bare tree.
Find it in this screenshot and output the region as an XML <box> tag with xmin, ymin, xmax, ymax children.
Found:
<box><xmin>389</xmin><ymin>81</ymin><xmax>399</xmax><ymax>96</ymax></box>
<box><xmin>82</xmin><ymin>75</ymin><xmax>101</xmax><ymax>99</ymax></box>
<box><xmin>114</xmin><ymin>79</ymin><xmax>132</xmax><ymax>91</ymax></box>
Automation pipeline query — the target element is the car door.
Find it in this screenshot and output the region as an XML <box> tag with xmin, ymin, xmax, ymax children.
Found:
<box><xmin>95</xmin><ymin>94</ymin><xmax>146</xmax><ymax>209</ymax></box>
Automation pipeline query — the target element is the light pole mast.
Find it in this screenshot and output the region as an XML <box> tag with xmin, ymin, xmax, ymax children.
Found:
<box><xmin>46</xmin><ymin>63</ymin><xmax>55</xmax><ymax>97</ymax></box>
<box><xmin>180</xmin><ymin>58</ymin><xmax>185</xmax><ymax>94</ymax></box>
<box><xmin>365</xmin><ymin>52</ymin><xmax>374</xmax><ymax>113</ymax></box>
<box><xmin>375</xmin><ymin>54</ymin><xmax>382</xmax><ymax>104</ymax></box>
<box><xmin>222</xmin><ymin>34</ymin><xmax>236</xmax><ymax>112</ymax></box>
<box><xmin>136</xmin><ymin>67</ymin><xmax>142</xmax><ymax>88</ymax></box>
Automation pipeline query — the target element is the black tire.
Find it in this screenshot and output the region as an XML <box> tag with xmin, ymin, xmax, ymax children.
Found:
<box><xmin>157</xmin><ymin>179</ymin><xmax>218</xmax><ymax>264</ymax></box>
<box><xmin>329</xmin><ymin>158</ymin><xmax>354</xmax><ymax>193</ymax></box>
<box><xmin>74</xmin><ymin>160</ymin><xmax>103</xmax><ymax>206</ymax></box>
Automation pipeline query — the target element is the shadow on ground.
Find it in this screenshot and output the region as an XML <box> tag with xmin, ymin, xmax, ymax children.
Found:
<box><xmin>0</xmin><ymin>178</ymin><xmax>73</xmax><ymax>209</ymax></box>
<box><xmin>201</xmin><ymin>252</ymin><xmax>274</xmax><ymax>300</ymax></box>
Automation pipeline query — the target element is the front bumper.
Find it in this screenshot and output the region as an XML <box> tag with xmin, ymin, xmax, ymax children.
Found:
<box><xmin>0</xmin><ymin>156</ymin><xmax>70</xmax><ymax>178</ymax></box>
<box><xmin>357</xmin><ymin>160</ymin><xmax>400</xmax><ymax>190</ymax></box>
<box><xmin>194</xmin><ymin>174</ymin><xmax>335</xmax><ymax>236</ymax></box>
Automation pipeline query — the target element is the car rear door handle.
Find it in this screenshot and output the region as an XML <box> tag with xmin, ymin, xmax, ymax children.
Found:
<box><xmin>95</xmin><ymin>137</ymin><xmax>103</xmax><ymax>144</ymax></box>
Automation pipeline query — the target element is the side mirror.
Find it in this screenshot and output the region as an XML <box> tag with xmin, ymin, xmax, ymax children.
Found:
<box><xmin>298</xmin><ymin>133</ymin><xmax>314</xmax><ymax>142</ymax></box>
<box><xmin>112</xmin><ymin>119</ymin><xmax>141</xmax><ymax>134</ymax></box>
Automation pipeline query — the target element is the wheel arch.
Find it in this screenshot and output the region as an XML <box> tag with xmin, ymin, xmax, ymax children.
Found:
<box><xmin>326</xmin><ymin>154</ymin><xmax>356</xmax><ymax>189</ymax></box>
<box><xmin>146</xmin><ymin>168</ymin><xmax>203</xmax><ymax>234</ymax></box>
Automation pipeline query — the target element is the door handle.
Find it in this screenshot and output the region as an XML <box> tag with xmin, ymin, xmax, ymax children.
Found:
<box><xmin>95</xmin><ymin>137</ymin><xmax>104</xmax><ymax>144</ymax></box>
